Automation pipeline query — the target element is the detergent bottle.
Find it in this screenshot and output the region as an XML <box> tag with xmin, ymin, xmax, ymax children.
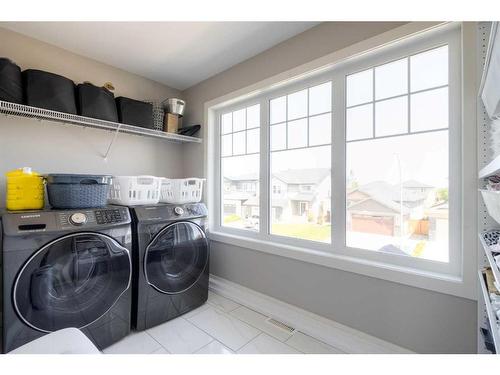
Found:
<box><xmin>5</xmin><ymin>167</ymin><xmax>44</xmax><ymax>211</ymax></box>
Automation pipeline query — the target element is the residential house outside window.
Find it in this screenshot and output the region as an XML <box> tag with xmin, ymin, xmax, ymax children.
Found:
<box><xmin>345</xmin><ymin>45</ymin><xmax>450</xmax><ymax>262</ymax></box>
<box><xmin>269</xmin><ymin>81</ymin><xmax>332</xmax><ymax>243</ymax></box>
<box><xmin>221</xmin><ymin>104</ymin><xmax>260</xmax><ymax>231</ymax></box>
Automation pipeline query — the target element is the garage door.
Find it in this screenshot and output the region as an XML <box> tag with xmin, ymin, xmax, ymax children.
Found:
<box><xmin>352</xmin><ymin>215</ymin><xmax>394</xmax><ymax>236</ymax></box>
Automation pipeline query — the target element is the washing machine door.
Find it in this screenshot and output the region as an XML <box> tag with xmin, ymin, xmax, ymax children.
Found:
<box><xmin>13</xmin><ymin>232</ymin><xmax>131</xmax><ymax>333</ymax></box>
<box><xmin>145</xmin><ymin>221</ymin><xmax>208</xmax><ymax>294</ymax></box>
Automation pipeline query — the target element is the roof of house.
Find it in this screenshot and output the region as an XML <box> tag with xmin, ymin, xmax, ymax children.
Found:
<box><xmin>348</xmin><ymin>195</ymin><xmax>410</xmax><ymax>215</ymax></box>
<box><xmin>352</xmin><ymin>179</ymin><xmax>433</xmax><ymax>206</ymax></box>
<box><xmin>273</xmin><ymin>168</ymin><xmax>330</xmax><ymax>185</ymax></box>
<box><xmin>350</xmin><ymin>181</ymin><xmax>410</xmax><ymax>214</ymax></box>
<box><xmin>400</xmin><ymin>179</ymin><xmax>433</xmax><ymax>189</ymax></box>
<box><xmin>225</xmin><ymin>168</ymin><xmax>330</xmax><ymax>185</ymax></box>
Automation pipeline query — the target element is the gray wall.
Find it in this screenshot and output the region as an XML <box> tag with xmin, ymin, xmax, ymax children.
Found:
<box><xmin>182</xmin><ymin>22</ymin><xmax>477</xmax><ymax>353</ymax></box>
<box><xmin>0</xmin><ymin>27</ymin><xmax>185</xmax><ymax>205</ymax></box>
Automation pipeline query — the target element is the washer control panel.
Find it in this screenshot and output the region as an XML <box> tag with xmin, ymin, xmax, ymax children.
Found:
<box><xmin>69</xmin><ymin>212</ymin><xmax>87</xmax><ymax>226</ymax></box>
<box><xmin>56</xmin><ymin>207</ymin><xmax>130</xmax><ymax>229</ymax></box>
<box><xmin>94</xmin><ymin>208</ymin><xmax>128</xmax><ymax>225</ymax></box>
<box><xmin>2</xmin><ymin>206</ymin><xmax>131</xmax><ymax>235</ymax></box>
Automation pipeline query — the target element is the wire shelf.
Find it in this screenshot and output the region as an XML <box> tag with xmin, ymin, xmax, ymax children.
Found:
<box><xmin>0</xmin><ymin>100</ymin><xmax>201</xmax><ymax>144</ymax></box>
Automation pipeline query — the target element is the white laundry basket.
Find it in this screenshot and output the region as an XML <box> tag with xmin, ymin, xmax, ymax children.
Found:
<box><xmin>108</xmin><ymin>176</ymin><xmax>161</xmax><ymax>205</ymax></box>
<box><xmin>481</xmin><ymin>189</ymin><xmax>500</xmax><ymax>225</ymax></box>
<box><xmin>160</xmin><ymin>178</ymin><xmax>204</xmax><ymax>204</ymax></box>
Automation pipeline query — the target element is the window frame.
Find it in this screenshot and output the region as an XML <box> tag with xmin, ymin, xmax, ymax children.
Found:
<box><xmin>214</xmin><ymin>73</ymin><xmax>335</xmax><ymax>251</ymax></box>
<box><xmin>332</xmin><ymin>30</ymin><xmax>461</xmax><ymax>277</ymax></box>
<box><xmin>209</xmin><ymin>23</ymin><xmax>472</xmax><ymax>299</ymax></box>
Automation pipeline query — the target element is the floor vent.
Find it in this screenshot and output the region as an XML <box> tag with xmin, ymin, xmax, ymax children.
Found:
<box><xmin>266</xmin><ymin>318</ymin><xmax>296</xmax><ymax>334</ymax></box>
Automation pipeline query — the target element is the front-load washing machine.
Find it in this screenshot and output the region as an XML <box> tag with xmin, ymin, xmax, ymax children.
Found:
<box><xmin>130</xmin><ymin>203</ymin><xmax>209</xmax><ymax>331</ymax></box>
<box><xmin>1</xmin><ymin>207</ymin><xmax>132</xmax><ymax>353</ymax></box>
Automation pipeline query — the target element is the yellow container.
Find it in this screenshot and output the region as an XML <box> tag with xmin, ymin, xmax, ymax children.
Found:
<box><xmin>6</xmin><ymin>167</ymin><xmax>45</xmax><ymax>211</ymax></box>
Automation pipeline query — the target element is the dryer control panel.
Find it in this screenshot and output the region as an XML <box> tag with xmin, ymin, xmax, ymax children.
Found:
<box><xmin>134</xmin><ymin>203</ymin><xmax>208</xmax><ymax>222</ymax></box>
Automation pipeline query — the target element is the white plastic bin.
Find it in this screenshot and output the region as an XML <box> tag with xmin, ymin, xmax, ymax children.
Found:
<box><xmin>160</xmin><ymin>178</ymin><xmax>204</xmax><ymax>204</ymax></box>
<box><xmin>481</xmin><ymin>189</ymin><xmax>500</xmax><ymax>225</ymax></box>
<box><xmin>108</xmin><ymin>175</ymin><xmax>160</xmax><ymax>205</ymax></box>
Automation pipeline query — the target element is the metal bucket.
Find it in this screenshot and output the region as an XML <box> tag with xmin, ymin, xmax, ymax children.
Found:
<box><xmin>163</xmin><ymin>98</ymin><xmax>185</xmax><ymax>116</ymax></box>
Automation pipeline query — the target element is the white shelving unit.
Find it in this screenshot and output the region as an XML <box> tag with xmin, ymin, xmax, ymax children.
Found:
<box><xmin>478</xmin><ymin>270</ymin><xmax>500</xmax><ymax>353</ymax></box>
<box><xmin>479</xmin><ymin>155</ymin><xmax>500</xmax><ymax>179</ymax></box>
<box><xmin>0</xmin><ymin>100</ymin><xmax>202</xmax><ymax>145</ymax></box>
<box><xmin>478</xmin><ymin>21</ymin><xmax>499</xmax><ymax>354</ymax></box>
<box><xmin>480</xmin><ymin>22</ymin><xmax>500</xmax><ymax>120</ymax></box>
<box><xmin>479</xmin><ymin>233</ymin><xmax>500</xmax><ymax>290</ymax></box>
<box><xmin>478</xmin><ymin>21</ymin><xmax>500</xmax><ymax>179</ymax></box>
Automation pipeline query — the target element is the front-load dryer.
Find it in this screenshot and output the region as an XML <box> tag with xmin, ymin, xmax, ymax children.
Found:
<box><xmin>130</xmin><ymin>203</ymin><xmax>209</xmax><ymax>331</ymax></box>
<box><xmin>1</xmin><ymin>207</ymin><xmax>132</xmax><ymax>353</ymax></box>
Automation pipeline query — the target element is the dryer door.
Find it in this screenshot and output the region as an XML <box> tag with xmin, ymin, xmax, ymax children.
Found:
<box><xmin>13</xmin><ymin>232</ymin><xmax>131</xmax><ymax>333</ymax></box>
<box><xmin>144</xmin><ymin>221</ymin><xmax>208</xmax><ymax>294</ymax></box>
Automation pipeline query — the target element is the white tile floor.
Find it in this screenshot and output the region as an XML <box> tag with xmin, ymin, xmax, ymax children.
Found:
<box><xmin>103</xmin><ymin>291</ymin><xmax>345</xmax><ymax>354</ymax></box>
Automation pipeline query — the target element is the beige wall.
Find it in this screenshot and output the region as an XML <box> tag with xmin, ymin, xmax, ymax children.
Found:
<box><xmin>181</xmin><ymin>22</ymin><xmax>408</xmax><ymax>177</ymax></box>
<box><xmin>0</xmin><ymin>27</ymin><xmax>185</xmax><ymax>204</ymax></box>
<box><xmin>180</xmin><ymin>21</ymin><xmax>477</xmax><ymax>353</ymax></box>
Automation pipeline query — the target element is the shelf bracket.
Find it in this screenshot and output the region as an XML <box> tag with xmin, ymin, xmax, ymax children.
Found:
<box><xmin>103</xmin><ymin>123</ymin><xmax>122</xmax><ymax>161</ymax></box>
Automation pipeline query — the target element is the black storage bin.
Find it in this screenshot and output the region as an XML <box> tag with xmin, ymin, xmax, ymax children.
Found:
<box><xmin>116</xmin><ymin>97</ymin><xmax>153</xmax><ymax>128</ymax></box>
<box><xmin>77</xmin><ymin>82</ymin><xmax>118</xmax><ymax>122</ymax></box>
<box><xmin>23</xmin><ymin>69</ymin><xmax>77</xmax><ymax>114</ymax></box>
<box><xmin>0</xmin><ymin>58</ymin><xmax>23</xmax><ymax>104</ymax></box>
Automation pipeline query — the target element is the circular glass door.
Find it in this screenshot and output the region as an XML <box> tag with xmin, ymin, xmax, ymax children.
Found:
<box><xmin>14</xmin><ymin>232</ymin><xmax>131</xmax><ymax>333</ymax></box>
<box><xmin>145</xmin><ymin>221</ymin><xmax>208</xmax><ymax>294</ymax></box>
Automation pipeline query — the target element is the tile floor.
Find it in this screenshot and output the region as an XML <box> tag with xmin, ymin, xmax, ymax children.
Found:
<box><xmin>103</xmin><ymin>291</ymin><xmax>345</xmax><ymax>354</ymax></box>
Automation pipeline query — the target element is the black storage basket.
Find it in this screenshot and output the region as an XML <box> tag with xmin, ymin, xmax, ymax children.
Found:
<box><xmin>23</xmin><ymin>69</ymin><xmax>77</xmax><ymax>114</ymax></box>
<box><xmin>77</xmin><ymin>82</ymin><xmax>118</xmax><ymax>122</ymax></box>
<box><xmin>116</xmin><ymin>97</ymin><xmax>153</xmax><ymax>128</ymax></box>
<box><xmin>0</xmin><ymin>58</ymin><xmax>23</xmax><ymax>104</ymax></box>
<box><xmin>45</xmin><ymin>174</ymin><xmax>112</xmax><ymax>209</ymax></box>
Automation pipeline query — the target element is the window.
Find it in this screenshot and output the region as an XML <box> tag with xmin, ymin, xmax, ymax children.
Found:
<box><xmin>213</xmin><ymin>26</ymin><xmax>461</xmax><ymax>282</ymax></box>
<box><xmin>220</xmin><ymin>104</ymin><xmax>260</xmax><ymax>231</ymax></box>
<box><xmin>269</xmin><ymin>82</ymin><xmax>332</xmax><ymax>243</ymax></box>
<box><xmin>345</xmin><ymin>45</ymin><xmax>449</xmax><ymax>263</ymax></box>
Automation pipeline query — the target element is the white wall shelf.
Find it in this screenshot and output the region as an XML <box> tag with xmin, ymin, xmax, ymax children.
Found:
<box><xmin>478</xmin><ymin>270</ymin><xmax>500</xmax><ymax>353</ymax></box>
<box><xmin>479</xmin><ymin>233</ymin><xmax>500</xmax><ymax>290</ymax></box>
<box><xmin>480</xmin><ymin>22</ymin><xmax>500</xmax><ymax>120</ymax></box>
<box><xmin>479</xmin><ymin>155</ymin><xmax>500</xmax><ymax>179</ymax></box>
<box><xmin>0</xmin><ymin>100</ymin><xmax>202</xmax><ymax>145</ymax></box>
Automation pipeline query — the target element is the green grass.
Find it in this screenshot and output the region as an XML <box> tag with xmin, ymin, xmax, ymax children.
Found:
<box><xmin>271</xmin><ymin>223</ymin><xmax>331</xmax><ymax>242</ymax></box>
<box><xmin>223</xmin><ymin>214</ymin><xmax>242</xmax><ymax>224</ymax></box>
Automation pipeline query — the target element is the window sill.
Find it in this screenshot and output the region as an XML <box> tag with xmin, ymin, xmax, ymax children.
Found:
<box><xmin>208</xmin><ymin>230</ymin><xmax>475</xmax><ymax>300</ymax></box>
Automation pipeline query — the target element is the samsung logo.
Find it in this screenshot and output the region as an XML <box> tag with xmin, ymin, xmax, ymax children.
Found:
<box><xmin>20</xmin><ymin>214</ymin><xmax>41</xmax><ymax>219</ymax></box>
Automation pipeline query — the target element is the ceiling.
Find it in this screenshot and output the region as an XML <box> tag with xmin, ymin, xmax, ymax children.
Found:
<box><xmin>1</xmin><ymin>22</ymin><xmax>319</xmax><ymax>90</ymax></box>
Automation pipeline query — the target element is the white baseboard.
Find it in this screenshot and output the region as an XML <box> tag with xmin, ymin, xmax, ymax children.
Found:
<box><xmin>209</xmin><ymin>274</ymin><xmax>413</xmax><ymax>354</ymax></box>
